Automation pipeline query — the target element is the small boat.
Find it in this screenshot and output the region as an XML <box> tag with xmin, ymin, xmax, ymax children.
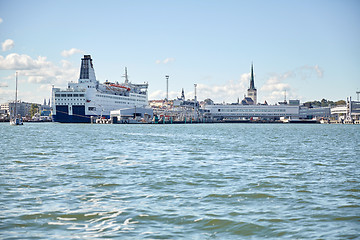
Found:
<box><xmin>287</xmin><ymin>118</ymin><xmax>319</xmax><ymax>124</ymax></box>
<box><xmin>223</xmin><ymin>118</ymin><xmax>250</xmax><ymax>123</ymax></box>
<box><xmin>10</xmin><ymin>72</ymin><xmax>23</xmax><ymax>126</ymax></box>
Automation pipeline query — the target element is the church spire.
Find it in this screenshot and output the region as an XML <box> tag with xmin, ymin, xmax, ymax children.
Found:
<box><xmin>181</xmin><ymin>88</ymin><xmax>185</xmax><ymax>100</ymax></box>
<box><xmin>247</xmin><ymin>62</ymin><xmax>257</xmax><ymax>105</ymax></box>
<box><xmin>249</xmin><ymin>63</ymin><xmax>256</xmax><ymax>90</ymax></box>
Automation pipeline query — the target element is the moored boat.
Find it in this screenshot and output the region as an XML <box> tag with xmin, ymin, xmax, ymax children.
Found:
<box><xmin>10</xmin><ymin>72</ymin><xmax>23</xmax><ymax>126</ymax></box>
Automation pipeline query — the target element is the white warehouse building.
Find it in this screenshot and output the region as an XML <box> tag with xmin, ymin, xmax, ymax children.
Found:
<box><xmin>204</xmin><ymin>104</ymin><xmax>299</xmax><ymax>120</ymax></box>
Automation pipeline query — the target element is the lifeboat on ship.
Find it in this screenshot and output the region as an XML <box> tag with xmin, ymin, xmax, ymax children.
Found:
<box><xmin>109</xmin><ymin>83</ymin><xmax>131</xmax><ymax>91</ymax></box>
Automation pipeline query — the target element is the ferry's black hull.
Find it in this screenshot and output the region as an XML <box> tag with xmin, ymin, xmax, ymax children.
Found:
<box><xmin>52</xmin><ymin>105</ymin><xmax>106</xmax><ymax>123</ymax></box>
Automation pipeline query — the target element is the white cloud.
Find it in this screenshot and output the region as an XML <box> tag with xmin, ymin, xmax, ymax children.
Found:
<box><xmin>0</xmin><ymin>53</ymin><xmax>77</xmax><ymax>86</ymax></box>
<box><xmin>261</xmin><ymin>75</ymin><xmax>291</xmax><ymax>92</ymax></box>
<box><xmin>2</xmin><ymin>39</ymin><xmax>14</xmax><ymax>51</ymax></box>
<box><xmin>313</xmin><ymin>65</ymin><xmax>323</xmax><ymax>78</ymax></box>
<box><xmin>155</xmin><ymin>57</ymin><xmax>175</xmax><ymax>64</ymax></box>
<box><xmin>0</xmin><ymin>88</ymin><xmax>13</xmax><ymax>101</ymax></box>
<box><xmin>149</xmin><ymin>74</ymin><xmax>249</xmax><ymax>102</ymax></box>
<box><xmin>260</xmin><ymin>65</ymin><xmax>323</xmax><ymax>103</ymax></box>
<box><xmin>149</xmin><ymin>89</ymin><xmax>163</xmax><ymax>99</ymax></box>
<box><xmin>149</xmin><ymin>89</ymin><xmax>178</xmax><ymax>100</ymax></box>
<box><xmin>0</xmin><ymin>53</ymin><xmax>79</xmax><ymax>103</ymax></box>
<box><xmin>61</xmin><ymin>48</ymin><xmax>84</xmax><ymax>57</ymax></box>
<box><xmin>21</xmin><ymin>60</ymin><xmax>78</xmax><ymax>85</ymax></box>
<box><xmin>260</xmin><ymin>74</ymin><xmax>292</xmax><ymax>103</ymax></box>
<box><xmin>0</xmin><ymin>82</ymin><xmax>8</xmax><ymax>87</ymax></box>
<box><xmin>150</xmin><ymin>73</ymin><xmax>250</xmax><ymax>103</ymax></box>
<box><xmin>195</xmin><ymin>73</ymin><xmax>250</xmax><ymax>103</ymax></box>
<box><xmin>0</xmin><ymin>18</ymin><xmax>3</xmax><ymax>24</ymax></box>
<box><xmin>0</xmin><ymin>53</ymin><xmax>52</xmax><ymax>70</ymax></box>
<box><xmin>296</xmin><ymin>65</ymin><xmax>324</xmax><ymax>79</ymax></box>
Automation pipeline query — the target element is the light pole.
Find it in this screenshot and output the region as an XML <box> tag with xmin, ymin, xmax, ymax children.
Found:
<box><xmin>194</xmin><ymin>84</ymin><xmax>197</xmax><ymax>120</ymax></box>
<box><xmin>194</xmin><ymin>84</ymin><xmax>197</xmax><ymax>103</ymax></box>
<box><xmin>165</xmin><ymin>75</ymin><xmax>169</xmax><ymax>102</ymax></box>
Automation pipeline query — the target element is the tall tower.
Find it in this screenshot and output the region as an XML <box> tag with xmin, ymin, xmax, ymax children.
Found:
<box><xmin>247</xmin><ymin>63</ymin><xmax>257</xmax><ymax>104</ymax></box>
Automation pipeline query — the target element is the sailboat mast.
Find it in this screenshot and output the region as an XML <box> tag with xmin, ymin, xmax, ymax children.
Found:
<box><xmin>14</xmin><ymin>72</ymin><xmax>18</xmax><ymax>118</ymax></box>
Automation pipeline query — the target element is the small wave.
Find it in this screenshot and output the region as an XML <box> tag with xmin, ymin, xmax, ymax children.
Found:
<box><xmin>206</xmin><ymin>193</ymin><xmax>276</xmax><ymax>199</ymax></box>
<box><xmin>57</xmin><ymin>217</ymin><xmax>77</xmax><ymax>221</ymax></box>
<box><xmin>198</xmin><ymin>218</ymin><xmax>266</xmax><ymax>236</ymax></box>
<box><xmin>338</xmin><ymin>204</ymin><xmax>360</xmax><ymax>208</ymax></box>
<box><xmin>333</xmin><ymin>216</ymin><xmax>360</xmax><ymax>221</ymax></box>
<box><xmin>296</xmin><ymin>190</ymin><xmax>312</xmax><ymax>193</ymax></box>
<box><xmin>48</xmin><ymin>221</ymin><xmax>70</xmax><ymax>226</ymax></box>
<box><xmin>345</xmin><ymin>188</ymin><xmax>360</xmax><ymax>192</ymax></box>
<box><xmin>258</xmin><ymin>218</ymin><xmax>285</xmax><ymax>223</ymax></box>
<box><xmin>91</xmin><ymin>183</ymin><xmax>120</xmax><ymax>188</ymax></box>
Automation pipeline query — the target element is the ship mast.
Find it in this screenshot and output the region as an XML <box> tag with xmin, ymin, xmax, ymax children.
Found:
<box><xmin>124</xmin><ymin>67</ymin><xmax>129</xmax><ymax>84</ymax></box>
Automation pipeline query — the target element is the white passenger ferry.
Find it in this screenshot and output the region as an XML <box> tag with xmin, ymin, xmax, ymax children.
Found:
<box><xmin>52</xmin><ymin>55</ymin><xmax>148</xmax><ymax>123</ymax></box>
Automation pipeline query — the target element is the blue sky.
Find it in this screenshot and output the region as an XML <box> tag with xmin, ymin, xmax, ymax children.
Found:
<box><xmin>0</xmin><ymin>0</ymin><xmax>359</xmax><ymax>104</ymax></box>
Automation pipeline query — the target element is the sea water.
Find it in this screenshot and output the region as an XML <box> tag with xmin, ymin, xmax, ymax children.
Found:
<box><xmin>1</xmin><ymin>123</ymin><xmax>359</xmax><ymax>239</ymax></box>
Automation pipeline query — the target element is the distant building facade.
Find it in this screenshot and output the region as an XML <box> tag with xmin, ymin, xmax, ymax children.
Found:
<box><xmin>0</xmin><ymin>99</ymin><xmax>51</xmax><ymax>118</ymax></box>
<box><xmin>331</xmin><ymin>97</ymin><xmax>360</xmax><ymax>122</ymax></box>
<box><xmin>204</xmin><ymin>104</ymin><xmax>299</xmax><ymax>120</ymax></box>
<box><xmin>299</xmin><ymin>106</ymin><xmax>331</xmax><ymax>119</ymax></box>
<box><xmin>1</xmin><ymin>101</ymin><xmax>33</xmax><ymax>117</ymax></box>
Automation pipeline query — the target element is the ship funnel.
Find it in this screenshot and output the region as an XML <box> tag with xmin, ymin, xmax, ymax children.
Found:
<box><xmin>79</xmin><ymin>55</ymin><xmax>96</xmax><ymax>81</ymax></box>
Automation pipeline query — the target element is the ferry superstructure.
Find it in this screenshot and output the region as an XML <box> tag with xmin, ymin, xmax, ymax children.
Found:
<box><xmin>52</xmin><ymin>55</ymin><xmax>148</xmax><ymax>123</ymax></box>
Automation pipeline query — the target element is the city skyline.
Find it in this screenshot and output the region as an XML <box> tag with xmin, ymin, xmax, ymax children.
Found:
<box><xmin>0</xmin><ymin>0</ymin><xmax>359</xmax><ymax>104</ymax></box>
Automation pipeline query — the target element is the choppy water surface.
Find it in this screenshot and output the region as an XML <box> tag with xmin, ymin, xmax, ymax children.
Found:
<box><xmin>1</xmin><ymin>123</ymin><xmax>359</xmax><ymax>239</ymax></box>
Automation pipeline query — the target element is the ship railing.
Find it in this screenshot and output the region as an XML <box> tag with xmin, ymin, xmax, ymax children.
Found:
<box><xmin>55</xmin><ymin>89</ymin><xmax>86</xmax><ymax>93</ymax></box>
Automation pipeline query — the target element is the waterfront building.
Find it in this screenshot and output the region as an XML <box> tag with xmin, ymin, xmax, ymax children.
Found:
<box><xmin>0</xmin><ymin>109</ymin><xmax>7</xmax><ymax>121</ymax></box>
<box><xmin>1</xmin><ymin>100</ymin><xmax>52</xmax><ymax>121</ymax></box>
<box><xmin>204</xmin><ymin>104</ymin><xmax>299</xmax><ymax>120</ymax></box>
<box><xmin>247</xmin><ymin>63</ymin><xmax>257</xmax><ymax>104</ymax></box>
<box><xmin>0</xmin><ymin>101</ymin><xmax>36</xmax><ymax>118</ymax></box>
<box><xmin>299</xmin><ymin>106</ymin><xmax>331</xmax><ymax>119</ymax></box>
<box><xmin>331</xmin><ymin>97</ymin><xmax>360</xmax><ymax>122</ymax></box>
<box><xmin>110</xmin><ymin>107</ymin><xmax>153</xmax><ymax>123</ymax></box>
<box><xmin>0</xmin><ymin>102</ymin><xmax>9</xmax><ymax>114</ymax></box>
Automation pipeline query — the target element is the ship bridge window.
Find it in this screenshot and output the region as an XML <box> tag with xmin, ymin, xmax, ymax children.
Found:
<box><xmin>73</xmin><ymin>94</ymin><xmax>79</xmax><ymax>97</ymax></box>
<box><xmin>61</xmin><ymin>94</ymin><xmax>66</xmax><ymax>97</ymax></box>
<box><xmin>67</xmin><ymin>94</ymin><xmax>73</xmax><ymax>97</ymax></box>
<box><xmin>55</xmin><ymin>94</ymin><xmax>60</xmax><ymax>97</ymax></box>
<box><xmin>79</xmin><ymin>94</ymin><xmax>84</xmax><ymax>97</ymax></box>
